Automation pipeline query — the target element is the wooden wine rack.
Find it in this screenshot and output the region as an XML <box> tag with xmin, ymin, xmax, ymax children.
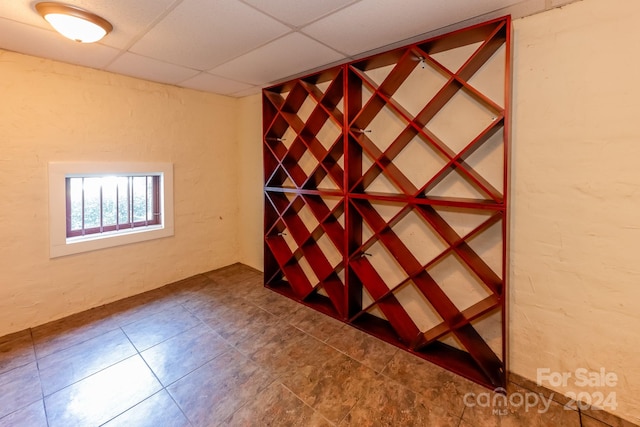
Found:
<box><xmin>263</xmin><ymin>16</ymin><xmax>511</xmax><ymax>389</ymax></box>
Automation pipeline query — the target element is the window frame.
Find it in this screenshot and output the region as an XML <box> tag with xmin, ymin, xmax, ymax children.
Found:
<box><xmin>49</xmin><ymin>162</ymin><xmax>174</xmax><ymax>258</ymax></box>
<box><xmin>65</xmin><ymin>175</ymin><xmax>161</xmax><ymax>238</ymax></box>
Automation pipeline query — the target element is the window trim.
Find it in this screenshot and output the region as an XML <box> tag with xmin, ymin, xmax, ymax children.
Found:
<box><xmin>49</xmin><ymin>162</ymin><xmax>174</xmax><ymax>258</ymax></box>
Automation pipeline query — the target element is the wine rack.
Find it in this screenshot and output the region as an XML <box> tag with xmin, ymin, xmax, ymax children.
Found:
<box><xmin>263</xmin><ymin>16</ymin><xmax>511</xmax><ymax>389</ymax></box>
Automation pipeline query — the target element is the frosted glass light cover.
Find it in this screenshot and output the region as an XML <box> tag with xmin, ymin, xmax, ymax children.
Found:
<box><xmin>44</xmin><ymin>13</ymin><xmax>107</xmax><ymax>43</ymax></box>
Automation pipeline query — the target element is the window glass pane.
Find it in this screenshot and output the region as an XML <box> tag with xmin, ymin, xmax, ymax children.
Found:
<box><xmin>69</xmin><ymin>178</ymin><xmax>83</xmax><ymax>231</ymax></box>
<box><xmin>117</xmin><ymin>177</ymin><xmax>129</xmax><ymax>225</ymax></box>
<box><xmin>102</xmin><ymin>177</ymin><xmax>117</xmax><ymax>227</ymax></box>
<box><xmin>65</xmin><ymin>173</ymin><xmax>162</xmax><ymax>237</ymax></box>
<box><xmin>132</xmin><ymin>177</ymin><xmax>147</xmax><ymax>222</ymax></box>
<box><xmin>83</xmin><ymin>178</ymin><xmax>101</xmax><ymax>229</ymax></box>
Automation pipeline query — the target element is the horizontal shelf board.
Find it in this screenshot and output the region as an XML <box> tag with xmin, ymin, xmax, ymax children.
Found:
<box><xmin>266</xmin><ymin>64</ymin><xmax>344</xmax><ymax>92</ymax></box>
<box><xmin>347</xmin><ymin>192</ymin><xmax>504</xmax><ymax>209</ymax></box>
<box><xmin>417</xmin><ymin>295</ymin><xmax>501</xmax><ymax>347</ymax></box>
<box><xmin>265</xmin><ymin>187</ymin><xmax>345</xmax><ymax>197</ymax></box>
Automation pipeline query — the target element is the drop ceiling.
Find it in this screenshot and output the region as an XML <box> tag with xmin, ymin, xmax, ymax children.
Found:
<box><xmin>0</xmin><ymin>0</ymin><xmax>576</xmax><ymax>97</ymax></box>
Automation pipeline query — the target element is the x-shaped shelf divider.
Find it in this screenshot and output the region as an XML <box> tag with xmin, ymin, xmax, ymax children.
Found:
<box><xmin>348</xmin><ymin>22</ymin><xmax>507</xmax><ymax>202</ymax></box>
<box><xmin>350</xmin><ymin>211</ymin><xmax>502</xmax><ymax>340</ymax></box>
<box><xmin>264</xmin><ymin>15</ymin><xmax>510</xmax><ymax>390</ymax></box>
<box><xmin>348</xmin><ymin>198</ymin><xmax>502</xmax><ymax>385</ymax></box>
<box><xmin>264</xmin><ymin>126</ymin><xmax>343</xmax><ymax>190</ymax></box>
<box><xmin>263</xmin><ymin>75</ymin><xmax>345</xmax><ymax>191</ymax></box>
<box><xmin>265</xmin><ymin>191</ymin><xmax>347</xmax><ymax>316</ymax></box>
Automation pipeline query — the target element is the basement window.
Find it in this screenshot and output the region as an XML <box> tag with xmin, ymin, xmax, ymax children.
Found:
<box><xmin>66</xmin><ymin>175</ymin><xmax>161</xmax><ymax>238</ymax></box>
<box><xmin>49</xmin><ymin>162</ymin><xmax>174</xmax><ymax>258</ymax></box>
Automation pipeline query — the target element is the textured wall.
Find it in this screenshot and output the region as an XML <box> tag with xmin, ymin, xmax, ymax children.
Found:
<box><xmin>510</xmin><ymin>0</ymin><xmax>640</xmax><ymax>422</ymax></box>
<box><xmin>0</xmin><ymin>51</ymin><xmax>240</xmax><ymax>336</ymax></box>
<box><xmin>237</xmin><ymin>94</ymin><xmax>264</xmax><ymax>271</ymax></box>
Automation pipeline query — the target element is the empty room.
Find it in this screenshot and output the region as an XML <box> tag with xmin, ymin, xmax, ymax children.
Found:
<box><xmin>0</xmin><ymin>0</ymin><xmax>638</xmax><ymax>426</ymax></box>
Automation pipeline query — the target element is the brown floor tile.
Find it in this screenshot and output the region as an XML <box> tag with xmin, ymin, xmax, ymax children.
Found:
<box><xmin>240</xmin><ymin>281</ymin><xmax>274</xmax><ymax>301</ymax></box>
<box><xmin>0</xmin><ymin>330</ymin><xmax>35</xmax><ymax>376</ymax></box>
<box><xmin>177</xmin><ymin>285</ymin><xmax>237</xmax><ymax>314</ymax></box>
<box><xmin>251</xmin><ymin>290</ymin><xmax>301</xmax><ymax>318</ymax></box>
<box><xmin>382</xmin><ymin>349</ymin><xmax>475</xmax><ymax>418</ymax></box>
<box><xmin>163</xmin><ymin>274</ymin><xmax>213</xmax><ymax>300</ymax></box>
<box><xmin>0</xmin><ymin>400</ymin><xmax>47</xmax><ymax>427</ymax></box>
<box><xmin>249</xmin><ymin>330</ymin><xmax>341</xmax><ymax>380</ymax></box>
<box><xmin>283</xmin><ymin>351</ymin><xmax>378</xmax><ymax>423</ymax></box>
<box><xmin>204</xmin><ymin>263</ymin><xmax>262</xmax><ymax>284</ymax></box>
<box><xmin>581</xmin><ymin>414</ymin><xmax>616</xmax><ymax>427</ymax></box>
<box><xmin>31</xmin><ymin>306</ymin><xmax>119</xmax><ymax>358</ymax></box>
<box><xmin>106</xmin><ymin>291</ymin><xmax>182</xmax><ymax>328</ymax></box>
<box><xmin>102</xmin><ymin>390</ymin><xmax>190</xmax><ymax>427</ymax></box>
<box><xmin>121</xmin><ymin>304</ymin><xmax>202</xmax><ymax>351</ymax></box>
<box><xmin>141</xmin><ymin>324</ymin><xmax>231</xmax><ymax>386</ymax></box>
<box><xmin>44</xmin><ymin>355</ymin><xmax>161</xmax><ymax>427</ymax></box>
<box><xmin>225</xmin><ymin>382</ymin><xmax>332</xmax><ymax>427</ymax></box>
<box><xmin>508</xmin><ymin>371</ymin><xmax>572</xmax><ymax>406</ymax></box>
<box><xmin>507</xmin><ymin>373</ymin><xmax>639</xmax><ymax>426</ymax></box>
<box><xmin>234</xmin><ymin>321</ymin><xmax>308</xmax><ymax>366</ymax></box>
<box><xmin>580</xmin><ymin>409</ymin><xmax>640</xmax><ymax>427</ymax></box>
<box><xmin>460</xmin><ymin>384</ymin><xmax>581</xmax><ymax>427</ymax></box>
<box><xmin>326</xmin><ymin>324</ymin><xmax>398</xmax><ymax>373</ymax></box>
<box><xmin>196</xmin><ymin>294</ymin><xmax>249</xmax><ymax>320</ymax></box>
<box><xmin>0</xmin><ymin>363</ymin><xmax>42</xmax><ymax>419</ymax></box>
<box><xmin>195</xmin><ymin>298</ymin><xmax>252</xmax><ymax>331</ymax></box>
<box><xmin>340</xmin><ymin>375</ymin><xmax>462</xmax><ymax>427</ymax></box>
<box><xmin>165</xmin><ymin>275</ymin><xmax>238</xmax><ymax>312</ymax></box>
<box><xmin>214</xmin><ymin>303</ymin><xmax>281</xmax><ymax>347</ymax></box>
<box><xmin>2</xmin><ymin>263</ymin><xmax>621</xmax><ymax>427</ymax></box>
<box><xmin>38</xmin><ymin>328</ymin><xmax>136</xmax><ymax>396</ymax></box>
<box><xmin>168</xmin><ymin>349</ymin><xmax>275</xmax><ymax>427</ymax></box>
<box><xmin>224</xmin><ymin>276</ymin><xmax>268</xmax><ymax>299</ymax></box>
<box><xmin>288</xmin><ymin>305</ymin><xmax>345</xmax><ymax>342</ymax></box>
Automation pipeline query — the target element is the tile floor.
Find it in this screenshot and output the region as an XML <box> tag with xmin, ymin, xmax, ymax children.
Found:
<box><xmin>0</xmin><ymin>263</ymin><xmax>634</xmax><ymax>426</ymax></box>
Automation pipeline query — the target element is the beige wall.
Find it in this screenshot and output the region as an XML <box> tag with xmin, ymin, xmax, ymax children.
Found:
<box><xmin>0</xmin><ymin>51</ymin><xmax>240</xmax><ymax>337</ymax></box>
<box><xmin>511</xmin><ymin>0</ymin><xmax>640</xmax><ymax>422</ymax></box>
<box><xmin>237</xmin><ymin>0</ymin><xmax>640</xmax><ymax>422</ymax></box>
<box><xmin>237</xmin><ymin>94</ymin><xmax>264</xmax><ymax>271</ymax></box>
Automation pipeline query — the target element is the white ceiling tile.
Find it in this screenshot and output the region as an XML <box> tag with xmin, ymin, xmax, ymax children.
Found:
<box><xmin>0</xmin><ymin>1</ymin><xmax>51</xmax><ymax>30</ymax></box>
<box><xmin>179</xmin><ymin>72</ymin><xmax>255</xmax><ymax>95</ymax></box>
<box><xmin>550</xmin><ymin>0</ymin><xmax>577</xmax><ymax>7</ymax></box>
<box><xmin>0</xmin><ymin>0</ymin><xmax>177</xmax><ymax>49</ymax></box>
<box><xmin>208</xmin><ymin>32</ymin><xmax>346</xmax><ymax>85</ymax></box>
<box><xmin>0</xmin><ymin>17</ymin><xmax>120</xmax><ymax>69</ymax></box>
<box><xmin>360</xmin><ymin>0</ymin><xmax>547</xmax><ymax>55</ymax></box>
<box><xmin>72</xmin><ymin>0</ymin><xmax>179</xmax><ymax>49</ymax></box>
<box><xmin>0</xmin><ymin>0</ymin><xmax>559</xmax><ymax>97</ymax></box>
<box><xmin>105</xmin><ymin>53</ymin><xmax>200</xmax><ymax>85</ymax></box>
<box><xmin>495</xmin><ymin>0</ymin><xmax>547</xmax><ymax>20</ymax></box>
<box><xmin>130</xmin><ymin>0</ymin><xmax>291</xmax><ymax>70</ymax></box>
<box><xmin>241</xmin><ymin>0</ymin><xmax>359</xmax><ymax>27</ymax></box>
<box><xmin>230</xmin><ymin>86</ymin><xmax>262</xmax><ymax>98</ymax></box>
<box><xmin>302</xmin><ymin>0</ymin><xmax>526</xmax><ymax>56</ymax></box>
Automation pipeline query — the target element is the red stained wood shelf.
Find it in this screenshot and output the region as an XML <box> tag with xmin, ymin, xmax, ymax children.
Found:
<box><xmin>263</xmin><ymin>16</ymin><xmax>511</xmax><ymax>389</ymax></box>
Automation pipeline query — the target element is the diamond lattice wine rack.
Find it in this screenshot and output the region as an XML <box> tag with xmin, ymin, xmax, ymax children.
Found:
<box><xmin>263</xmin><ymin>16</ymin><xmax>511</xmax><ymax>389</ymax></box>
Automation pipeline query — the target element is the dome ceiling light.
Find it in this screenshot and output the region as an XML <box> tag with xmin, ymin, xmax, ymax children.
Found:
<box><xmin>36</xmin><ymin>2</ymin><xmax>112</xmax><ymax>43</ymax></box>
